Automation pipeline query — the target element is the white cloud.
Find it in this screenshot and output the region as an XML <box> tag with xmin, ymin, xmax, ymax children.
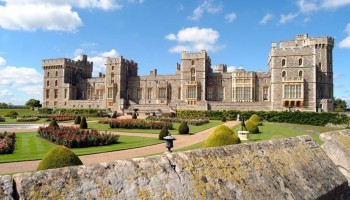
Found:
<box><xmin>321</xmin><ymin>0</ymin><xmax>350</xmax><ymax>9</ymax></box>
<box><xmin>279</xmin><ymin>13</ymin><xmax>299</xmax><ymax>24</ymax></box>
<box><xmin>0</xmin><ymin>90</ymin><xmax>13</xmax><ymax>99</ymax></box>
<box><xmin>227</xmin><ymin>66</ymin><xmax>236</xmax><ymax>72</ymax></box>
<box><xmin>74</xmin><ymin>49</ymin><xmax>119</xmax><ymax>75</ymax></box>
<box><xmin>298</xmin><ymin>0</ymin><xmax>319</xmax><ymax>13</ymax></box>
<box><xmin>188</xmin><ymin>0</ymin><xmax>222</xmax><ymax>21</ymax></box>
<box><xmin>0</xmin><ymin>57</ymin><xmax>6</xmax><ymax>67</ymax></box>
<box><xmin>259</xmin><ymin>13</ymin><xmax>273</xmax><ymax>24</ymax></box>
<box><xmin>225</xmin><ymin>12</ymin><xmax>237</xmax><ymax>23</ymax></box>
<box><xmin>166</xmin><ymin>27</ymin><xmax>224</xmax><ymax>53</ymax></box>
<box><xmin>0</xmin><ymin>66</ymin><xmax>42</xmax><ymax>87</ymax></box>
<box><xmin>19</xmin><ymin>85</ymin><xmax>42</xmax><ymax>97</ymax></box>
<box><xmin>0</xmin><ymin>0</ymin><xmax>122</xmax><ymax>32</ymax></box>
<box><xmin>127</xmin><ymin>0</ymin><xmax>144</xmax><ymax>3</ymax></box>
<box><xmin>74</xmin><ymin>48</ymin><xmax>85</xmax><ymax>56</ymax></box>
<box><xmin>339</xmin><ymin>36</ymin><xmax>350</xmax><ymax>48</ymax></box>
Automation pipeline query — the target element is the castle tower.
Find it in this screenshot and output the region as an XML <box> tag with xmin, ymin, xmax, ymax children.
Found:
<box><xmin>42</xmin><ymin>54</ymin><xmax>93</xmax><ymax>108</ymax></box>
<box><xmin>269</xmin><ymin>34</ymin><xmax>334</xmax><ymax>112</ymax></box>
<box><xmin>180</xmin><ymin>50</ymin><xmax>211</xmax><ymax>106</ymax></box>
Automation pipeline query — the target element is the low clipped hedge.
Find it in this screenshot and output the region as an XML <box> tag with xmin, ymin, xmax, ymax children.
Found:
<box><xmin>4</xmin><ymin>111</ymin><xmax>18</xmax><ymax>118</ymax></box>
<box><xmin>245</xmin><ymin>120</ymin><xmax>259</xmax><ymax>134</ymax></box>
<box><xmin>204</xmin><ymin>125</ymin><xmax>240</xmax><ymax>148</ymax></box>
<box><xmin>38</xmin><ymin>108</ymin><xmax>103</xmax><ymax>117</ymax></box>
<box><xmin>177</xmin><ymin>110</ymin><xmax>349</xmax><ymax>126</ymax></box>
<box><xmin>146</xmin><ymin>116</ymin><xmax>209</xmax><ymax>126</ymax></box>
<box><xmin>16</xmin><ymin>116</ymin><xmax>39</xmax><ymax>122</ymax></box>
<box><xmin>108</xmin><ymin>119</ymin><xmax>173</xmax><ymax>130</ymax></box>
<box><xmin>37</xmin><ymin>145</ymin><xmax>83</xmax><ymax>170</ymax></box>
<box><xmin>38</xmin><ymin>126</ymin><xmax>119</xmax><ymax>148</ymax></box>
<box><xmin>0</xmin><ymin>132</ymin><xmax>16</xmax><ymax>154</ymax></box>
<box><xmin>47</xmin><ymin>116</ymin><xmax>74</xmax><ymax>122</ymax></box>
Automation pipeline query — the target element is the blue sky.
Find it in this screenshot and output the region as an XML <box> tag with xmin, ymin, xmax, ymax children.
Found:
<box><xmin>0</xmin><ymin>0</ymin><xmax>350</xmax><ymax>106</ymax></box>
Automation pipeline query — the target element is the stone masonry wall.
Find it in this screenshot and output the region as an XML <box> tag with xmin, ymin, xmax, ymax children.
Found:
<box><xmin>1</xmin><ymin>136</ymin><xmax>349</xmax><ymax>199</ymax></box>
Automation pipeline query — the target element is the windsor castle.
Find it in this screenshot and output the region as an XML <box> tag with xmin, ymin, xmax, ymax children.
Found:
<box><xmin>42</xmin><ymin>34</ymin><xmax>334</xmax><ymax>113</ymax></box>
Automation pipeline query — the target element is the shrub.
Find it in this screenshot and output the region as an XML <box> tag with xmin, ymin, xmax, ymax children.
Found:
<box><xmin>221</xmin><ymin>116</ymin><xmax>227</xmax><ymax>122</ymax></box>
<box><xmin>38</xmin><ymin>107</ymin><xmax>53</xmax><ymax>114</ymax></box>
<box><xmin>178</xmin><ymin>121</ymin><xmax>189</xmax><ymax>135</ymax></box>
<box><xmin>159</xmin><ymin>127</ymin><xmax>169</xmax><ymax>140</ymax></box>
<box><xmin>74</xmin><ymin>116</ymin><xmax>81</xmax><ymax>124</ymax></box>
<box><xmin>112</xmin><ymin>112</ymin><xmax>117</xmax><ymax>119</ymax></box>
<box><xmin>146</xmin><ymin>116</ymin><xmax>209</xmax><ymax>126</ymax></box>
<box><xmin>0</xmin><ymin>132</ymin><xmax>16</xmax><ymax>154</ymax></box>
<box><xmin>0</xmin><ymin>117</ymin><xmax>5</xmax><ymax>122</ymax></box>
<box><xmin>47</xmin><ymin>116</ymin><xmax>73</xmax><ymax>122</ymax></box>
<box><xmin>204</xmin><ymin>125</ymin><xmax>240</xmax><ymax>148</ymax></box>
<box><xmin>132</xmin><ymin>112</ymin><xmax>137</xmax><ymax>119</ymax></box>
<box><xmin>249</xmin><ymin>114</ymin><xmax>262</xmax><ymax>126</ymax></box>
<box><xmin>5</xmin><ymin>111</ymin><xmax>18</xmax><ymax>118</ymax></box>
<box><xmin>49</xmin><ymin>120</ymin><xmax>59</xmax><ymax>128</ymax></box>
<box><xmin>245</xmin><ymin>120</ymin><xmax>259</xmax><ymax>134</ymax></box>
<box><xmin>38</xmin><ymin>127</ymin><xmax>119</xmax><ymax>148</ymax></box>
<box><xmin>37</xmin><ymin>146</ymin><xmax>83</xmax><ymax>171</ymax></box>
<box><xmin>16</xmin><ymin>116</ymin><xmax>39</xmax><ymax>122</ymax></box>
<box><xmin>80</xmin><ymin>117</ymin><xmax>88</xmax><ymax>129</ymax></box>
<box><xmin>109</xmin><ymin>119</ymin><xmax>173</xmax><ymax>130</ymax></box>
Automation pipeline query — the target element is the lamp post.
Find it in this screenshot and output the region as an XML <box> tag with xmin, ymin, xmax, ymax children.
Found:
<box><xmin>164</xmin><ymin>134</ymin><xmax>176</xmax><ymax>153</ymax></box>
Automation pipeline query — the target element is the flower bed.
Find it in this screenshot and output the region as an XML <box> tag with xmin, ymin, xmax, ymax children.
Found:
<box><xmin>16</xmin><ymin>116</ymin><xmax>39</xmax><ymax>122</ymax></box>
<box><xmin>146</xmin><ymin>116</ymin><xmax>209</xmax><ymax>126</ymax></box>
<box><xmin>47</xmin><ymin>116</ymin><xmax>74</xmax><ymax>122</ymax></box>
<box><xmin>108</xmin><ymin>119</ymin><xmax>173</xmax><ymax>130</ymax></box>
<box><xmin>38</xmin><ymin>126</ymin><xmax>119</xmax><ymax>148</ymax></box>
<box><xmin>0</xmin><ymin>132</ymin><xmax>16</xmax><ymax>154</ymax></box>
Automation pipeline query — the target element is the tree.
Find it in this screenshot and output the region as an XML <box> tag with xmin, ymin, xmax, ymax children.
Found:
<box><xmin>80</xmin><ymin>117</ymin><xmax>88</xmax><ymax>129</ymax></box>
<box><xmin>334</xmin><ymin>98</ymin><xmax>347</xmax><ymax>112</ymax></box>
<box><xmin>25</xmin><ymin>99</ymin><xmax>42</xmax><ymax>109</ymax></box>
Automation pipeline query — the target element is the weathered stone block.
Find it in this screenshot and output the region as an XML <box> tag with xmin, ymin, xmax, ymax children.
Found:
<box><xmin>0</xmin><ymin>175</ymin><xmax>13</xmax><ymax>200</ymax></box>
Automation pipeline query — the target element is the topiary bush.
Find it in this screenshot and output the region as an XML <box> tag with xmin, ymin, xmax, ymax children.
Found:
<box><xmin>178</xmin><ymin>121</ymin><xmax>189</xmax><ymax>134</ymax></box>
<box><xmin>159</xmin><ymin>127</ymin><xmax>169</xmax><ymax>140</ymax></box>
<box><xmin>132</xmin><ymin>112</ymin><xmax>137</xmax><ymax>119</ymax></box>
<box><xmin>37</xmin><ymin>145</ymin><xmax>83</xmax><ymax>171</ymax></box>
<box><xmin>221</xmin><ymin>116</ymin><xmax>227</xmax><ymax>122</ymax></box>
<box><xmin>204</xmin><ymin>125</ymin><xmax>240</xmax><ymax>148</ymax></box>
<box><xmin>74</xmin><ymin>116</ymin><xmax>81</xmax><ymax>124</ymax></box>
<box><xmin>80</xmin><ymin>117</ymin><xmax>88</xmax><ymax>129</ymax></box>
<box><xmin>245</xmin><ymin>120</ymin><xmax>259</xmax><ymax>133</ymax></box>
<box><xmin>48</xmin><ymin>120</ymin><xmax>59</xmax><ymax>128</ymax></box>
<box><xmin>249</xmin><ymin>114</ymin><xmax>262</xmax><ymax>126</ymax></box>
<box><xmin>112</xmin><ymin>112</ymin><xmax>117</xmax><ymax>119</ymax></box>
<box><xmin>5</xmin><ymin>111</ymin><xmax>18</xmax><ymax>118</ymax></box>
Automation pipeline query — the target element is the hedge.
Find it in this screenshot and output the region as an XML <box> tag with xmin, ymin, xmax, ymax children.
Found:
<box><xmin>108</xmin><ymin>119</ymin><xmax>173</xmax><ymax>130</ymax></box>
<box><xmin>176</xmin><ymin>110</ymin><xmax>348</xmax><ymax>126</ymax></box>
<box><xmin>146</xmin><ymin>116</ymin><xmax>209</xmax><ymax>126</ymax></box>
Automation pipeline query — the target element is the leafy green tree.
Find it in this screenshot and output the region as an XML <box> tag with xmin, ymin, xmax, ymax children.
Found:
<box><xmin>334</xmin><ymin>98</ymin><xmax>347</xmax><ymax>112</ymax></box>
<box><xmin>25</xmin><ymin>99</ymin><xmax>42</xmax><ymax>109</ymax></box>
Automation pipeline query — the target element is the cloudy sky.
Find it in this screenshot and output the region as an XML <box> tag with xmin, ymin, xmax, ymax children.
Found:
<box><xmin>0</xmin><ymin>0</ymin><xmax>350</xmax><ymax>106</ymax></box>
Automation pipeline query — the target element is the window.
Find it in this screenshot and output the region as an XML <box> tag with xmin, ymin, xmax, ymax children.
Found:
<box><xmin>47</xmin><ymin>72</ymin><xmax>50</xmax><ymax>77</ymax></box>
<box><xmin>147</xmin><ymin>88</ymin><xmax>152</xmax><ymax>99</ymax></box>
<box><xmin>55</xmin><ymin>71</ymin><xmax>58</xmax><ymax>76</ymax></box>
<box><xmin>159</xmin><ymin>88</ymin><xmax>167</xmax><ymax>99</ymax></box>
<box><xmin>236</xmin><ymin>87</ymin><xmax>244</xmax><ymax>100</ymax></box>
<box><xmin>282</xmin><ymin>59</ymin><xmax>286</xmax><ymax>67</ymax></box>
<box><xmin>299</xmin><ymin>71</ymin><xmax>303</xmax><ymax>77</ymax></box>
<box><xmin>263</xmin><ymin>87</ymin><xmax>269</xmax><ymax>100</ymax></box>
<box><xmin>46</xmin><ymin>89</ymin><xmax>50</xmax><ymax>98</ymax></box>
<box><xmin>218</xmin><ymin>87</ymin><xmax>224</xmax><ymax>100</ymax></box>
<box><xmin>244</xmin><ymin>87</ymin><xmax>251</xmax><ymax>99</ymax></box>
<box><xmin>45</xmin><ymin>101</ymin><xmax>49</xmax><ymax>106</ymax></box>
<box><xmin>187</xmin><ymin>86</ymin><xmax>196</xmax><ymax>99</ymax></box>
<box><xmin>299</xmin><ymin>58</ymin><xmax>303</xmax><ymax>66</ymax></box>
<box><xmin>190</xmin><ymin>68</ymin><xmax>196</xmax><ymax>81</ymax></box>
<box><xmin>137</xmin><ymin>88</ymin><xmax>142</xmax><ymax>99</ymax></box>
<box><xmin>54</xmin><ymin>101</ymin><xmax>57</xmax><ymax>106</ymax></box>
<box><xmin>318</xmin><ymin>62</ymin><xmax>322</xmax><ymax>71</ymax></box>
<box><xmin>284</xmin><ymin>85</ymin><xmax>302</xmax><ymax>99</ymax></box>
<box><xmin>108</xmin><ymin>88</ymin><xmax>113</xmax><ymax>98</ymax></box>
<box><xmin>282</xmin><ymin>71</ymin><xmax>286</xmax><ymax>77</ymax></box>
<box><xmin>111</xmin><ymin>72</ymin><xmax>114</xmax><ymax>84</ymax></box>
<box><xmin>208</xmin><ymin>88</ymin><xmax>213</xmax><ymax>100</ymax></box>
<box><xmin>46</xmin><ymin>80</ymin><xmax>50</xmax><ymax>87</ymax></box>
<box><xmin>112</xmin><ymin>66</ymin><xmax>114</xmax><ymax>70</ymax></box>
<box><xmin>191</xmin><ymin>60</ymin><xmax>195</xmax><ymax>65</ymax></box>
<box><xmin>236</xmin><ymin>87</ymin><xmax>250</xmax><ymax>100</ymax></box>
<box><xmin>55</xmin><ymin>80</ymin><xmax>58</xmax><ymax>87</ymax></box>
<box><xmin>64</xmin><ymin>89</ymin><xmax>67</xmax><ymax>98</ymax></box>
<box><xmin>54</xmin><ymin>89</ymin><xmax>58</xmax><ymax>98</ymax></box>
<box><xmin>178</xmin><ymin>87</ymin><xmax>181</xmax><ymax>99</ymax></box>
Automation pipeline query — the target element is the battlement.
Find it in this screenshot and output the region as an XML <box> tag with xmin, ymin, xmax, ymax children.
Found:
<box><xmin>276</xmin><ymin>34</ymin><xmax>334</xmax><ymax>49</ymax></box>
<box><xmin>42</xmin><ymin>54</ymin><xmax>93</xmax><ymax>68</ymax></box>
<box><xmin>181</xmin><ymin>50</ymin><xmax>208</xmax><ymax>60</ymax></box>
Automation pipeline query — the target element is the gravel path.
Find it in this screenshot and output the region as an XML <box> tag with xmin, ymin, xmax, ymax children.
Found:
<box><xmin>0</xmin><ymin>121</ymin><xmax>239</xmax><ymax>175</ymax></box>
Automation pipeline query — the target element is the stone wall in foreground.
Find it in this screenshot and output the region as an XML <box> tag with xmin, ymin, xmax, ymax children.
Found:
<box><xmin>1</xmin><ymin>136</ymin><xmax>349</xmax><ymax>199</ymax></box>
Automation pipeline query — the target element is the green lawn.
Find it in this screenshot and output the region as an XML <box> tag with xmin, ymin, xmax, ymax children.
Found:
<box><xmin>88</xmin><ymin>120</ymin><xmax>223</xmax><ymax>135</ymax></box>
<box><xmin>0</xmin><ymin>109</ymin><xmax>37</xmax><ymax>116</ymax></box>
<box><xmin>0</xmin><ymin>132</ymin><xmax>162</xmax><ymax>163</ymax></box>
<box><xmin>0</xmin><ymin>118</ymin><xmax>48</xmax><ymax>124</ymax></box>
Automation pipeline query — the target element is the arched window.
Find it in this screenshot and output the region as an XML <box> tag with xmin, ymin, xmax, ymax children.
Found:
<box><xmin>282</xmin><ymin>59</ymin><xmax>286</xmax><ymax>67</ymax></box>
<box><xmin>55</xmin><ymin>80</ymin><xmax>58</xmax><ymax>86</ymax></box>
<box><xmin>55</xmin><ymin>71</ymin><xmax>58</xmax><ymax>76</ymax></box>
<box><xmin>191</xmin><ymin>60</ymin><xmax>195</xmax><ymax>65</ymax></box>
<box><xmin>111</xmin><ymin>72</ymin><xmax>114</xmax><ymax>83</ymax></box>
<box><xmin>318</xmin><ymin>62</ymin><xmax>322</xmax><ymax>70</ymax></box>
<box><xmin>46</xmin><ymin>80</ymin><xmax>50</xmax><ymax>87</ymax></box>
<box><xmin>299</xmin><ymin>71</ymin><xmax>303</xmax><ymax>77</ymax></box>
<box><xmin>190</xmin><ymin>68</ymin><xmax>196</xmax><ymax>81</ymax></box>
<box><xmin>299</xmin><ymin>58</ymin><xmax>303</xmax><ymax>66</ymax></box>
<box><xmin>47</xmin><ymin>72</ymin><xmax>50</xmax><ymax>77</ymax></box>
<box><xmin>282</xmin><ymin>71</ymin><xmax>286</xmax><ymax>77</ymax></box>
<box><xmin>111</xmin><ymin>66</ymin><xmax>114</xmax><ymax>70</ymax></box>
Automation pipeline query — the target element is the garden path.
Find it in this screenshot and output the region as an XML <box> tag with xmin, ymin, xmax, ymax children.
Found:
<box><xmin>0</xmin><ymin>120</ymin><xmax>239</xmax><ymax>175</ymax></box>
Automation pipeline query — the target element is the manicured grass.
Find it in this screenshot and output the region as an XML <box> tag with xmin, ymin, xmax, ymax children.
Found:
<box><xmin>88</xmin><ymin>120</ymin><xmax>223</xmax><ymax>135</ymax></box>
<box><xmin>174</xmin><ymin>141</ymin><xmax>204</xmax><ymax>152</ymax></box>
<box><xmin>0</xmin><ymin>118</ymin><xmax>48</xmax><ymax>124</ymax></box>
<box><xmin>0</xmin><ymin>132</ymin><xmax>162</xmax><ymax>163</ymax></box>
<box><xmin>272</xmin><ymin>123</ymin><xmax>345</xmax><ymax>133</ymax></box>
<box><xmin>0</xmin><ymin>109</ymin><xmax>37</xmax><ymax>116</ymax></box>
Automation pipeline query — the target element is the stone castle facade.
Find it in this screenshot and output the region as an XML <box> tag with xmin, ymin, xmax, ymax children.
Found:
<box><xmin>42</xmin><ymin>34</ymin><xmax>334</xmax><ymax>113</ymax></box>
